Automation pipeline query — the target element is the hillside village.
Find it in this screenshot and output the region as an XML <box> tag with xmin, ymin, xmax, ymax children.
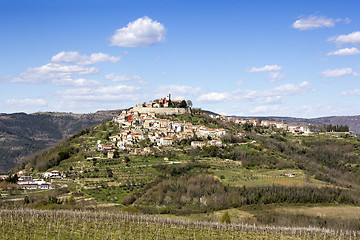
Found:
<box><xmin>98</xmin><ymin>95</ymin><xmax>226</xmax><ymax>156</ymax></box>
<box><xmin>212</xmin><ymin>115</ymin><xmax>311</xmax><ymax>134</ymax></box>
<box><xmin>96</xmin><ymin>94</ymin><xmax>314</xmax><ymax>158</ymax></box>
<box><xmin>4</xmin><ymin>94</ymin><xmax>347</xmax><ymax>191</ymax></box>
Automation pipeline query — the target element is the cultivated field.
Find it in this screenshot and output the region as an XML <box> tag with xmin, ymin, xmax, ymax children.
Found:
<box><xmin>0</xmin><ymin>209</ymin><xmax>358</xmax><ymax>239</ymax></box>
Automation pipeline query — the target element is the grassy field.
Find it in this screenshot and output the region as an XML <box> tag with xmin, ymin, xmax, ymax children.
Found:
<box><xmin>274</xmin><ymin>205</ymin><xmax>360</xmax><ymax>220</ymax></box>
<box><xmin>212</xmin><ymin>168</ymin><xmax>331</xmax><ymax>188</ymax></box>
<box><xmin>0</xmin><ymin>209</ymin><xmax>358</xmax><ymax>240</ymax></box>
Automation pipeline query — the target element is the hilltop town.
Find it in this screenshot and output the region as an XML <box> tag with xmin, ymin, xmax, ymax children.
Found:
<box><xmin>98</xmin><ymin>94</ymin><xmax>226</xmax><ymax>156</ymax></box>
<box><xmin>96</xmin><ymin>94</ymin><xmax>314</xmax><ymax>157</ymax></box>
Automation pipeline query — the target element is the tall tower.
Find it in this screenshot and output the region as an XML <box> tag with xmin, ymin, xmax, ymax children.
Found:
<box><xmin>166</xmin><ymin>93</ymin><xmax>171</xmax><ymax>101</ymax></box>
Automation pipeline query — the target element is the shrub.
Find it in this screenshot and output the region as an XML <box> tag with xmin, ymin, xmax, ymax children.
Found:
<box><xmin>122</xmin><ymin>194</ymin><xmax>137</xmax><ymax>206</ymax></box>
<box><xmin>220</xmin><ymin>211</ymin><xmax>231</xmax><ymax>224</ymax></box>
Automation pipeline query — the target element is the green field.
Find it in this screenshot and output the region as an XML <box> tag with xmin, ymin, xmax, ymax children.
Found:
<box><xmin>0</xmin><ymin>209</ymin><xmax>358</xmax><ymax>240</ymax></box>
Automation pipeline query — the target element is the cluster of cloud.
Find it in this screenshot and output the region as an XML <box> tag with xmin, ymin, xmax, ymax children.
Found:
<box><xmin>5</xmin><ymin>98</ymin><xmax>47</xmax><ymax>106</ymax></box>
<box><xmin>58</xmin><ymin>84</ymin><xmax>141</xmax><ymax>101</ymax></box>
<box><xmin>52</xmin><ymin>51</ymin><xmax>121</xmax><ymax>65</ymax></box>
<box><xmin>245</xmin><ymin>65</ymin><xmax>282</xmax><ymax>73</ymax></box>
<box><xmin>321</xmin><ymin>31</ymin><xmax>360</xmax><ymax>77</ymax></box>
<box><xmin>155</xmin><ymin>85</ymin><xmax>202</xmax><ymax>101</ymax></box>
<box><xmin>194</xmin><ymin>81</ymin><xmax>313</xmax><ymax>116</ymax></box>
<box><xmin>328</xmin><ymin>31</ymin><xmax>360</xmax><ymax>45</ymax></box>
<box><xmin>292</xmin><ymin>15</ymin><xmax>349</xmax><ymax>30</ymax></box>
<box><xmin>5</xmin><ymin>63</ymin><xmax>99</xmax><ymax>85</ymax></box>
<box><xmin>3</xmin><ymin>50</ymin><xmax>124</xmax><ymax>86</ymax></box>
<box><xmin>327</xmin><ymin>47</ymin><xmax>360</xmax><ymax>56</ymax></box>
<box><xmin>321</xmin><ymin>68</ymin><xmax>358</xmax><ymax>78</ymax></box>
<box><xmin>105</xmin><ymin>73</ymin><xmax>140</xmax><ymax>82</ymax></box>
<box><xmin>195</xmin><ymin>81</ymin><xmax>310</xmax><ymax>104</ymax></box>
<box><xmin>110</xmin><ymin>16</ymin><xmax>166</xmax><ymax>47</ymax></box>
<box><xmin>246</xmin><ymin>64</ymin><xmax>284</xmax><ymax>82</ymax></box>
<box><xmin>1</xmin><ymin>51</ymin><xmax>141</xmax><ymax>111</ymax></box>
<box><xmin>340</xmin><ymin>89</ymin><xmax>360</xmax><ymax>96</ymax></box>
<box><xmin>293</xmin><ymin>15</ymin><xmax>359</xmax><ymax>81</ymax></box>
<box><xmin>2</xmin><ymin>16</ymin><xmax>169</xmax><ymax>113</ymax></box>
<box><xmin>326</xmin><ymin>31</ymin><xmax>360</xmax><ymax>58</ymax></box>
<box><xmin>1</xmin><ymin>98</ymin><xmax>48</xmax><ymax>113</ymax></box>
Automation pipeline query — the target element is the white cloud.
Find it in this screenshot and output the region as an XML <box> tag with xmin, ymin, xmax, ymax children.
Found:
<box><xmin>328</xmin><ymin>31</ymin><xmax>360</xmax><ymax>45</ymax></box>
<box><xmin>271</xmin><ymin>81</ymin><xmax>310</xmax><ymax>94</ymax></box>
<box><xmin>269</xmin><ymin>72</ymin><xmax>285</xmax><ymax>82</ymax></box>
<box><xmin>197</xmin><ymin>92</ymin><xmax>230</xmax><ymax>102</ymax></box>
<box><xmin>5</xmin><ymin>98</ymin><xmax>47</xmax><ymax>106</ymax></box>
<box><xmin>105</xmin><ymin>73</ymin><xmax>141</xmax><ymax>82</ymax></box>
<box><xmin>340</xmin><ymin>89</ymin><xmax>360</xmax><ymax>96</ymax></box>
<box><xmin>1</xmin><ymin>98</ymin><xmax>48</xmax><ymax>113</ymax></box>
<box><xmin>52</xmin><ymin>78</ymin><xmax>100</xmax><ymax>87</ymax></box>
<box><xmin>6</xmin><ymin>63</ymin><xmax>98</xmax><ymax>84</ymax></box>
<box><xmin>58</xmin><ymin>84</ymin><xmax>140</xmax><ymax>101</ymax></box>
<box><xmin>197</xmin><ymin>81</ymin><xmax>311</xmax><ymax>104</ymax></box>
<box><xmin>156</xmin><ymin>85</ymin><xmax>202</xmax><ymax>99</ymax></box>
<box><xmin>110</xmin><ymin>16</ymin><xmax>166</xmax><ymax>47</ymax></box>
<box><xmin>327</xmin><ymin>47</ymin><xmax>360</xmax><ymax>56</ymax></box>
<box><xmin>246</xmin><ymin>65</ymin><xmax>282</xmax><ymax>72</ymax></box>
<box><xmin>292</xmin><ymin>15</ymin><xmax>346</xmax><ymax>30</ymax></box>
<box><xmin>321</xmin><ymin>68</ymin><xmax>358</xmax><ymax>78</ymax></box>
<box><xmin>249</xmin><ymin>105</ymin><xmax>287</xmax><ymax>114</ymax></box>
<box><xmin>51</xmin><ymin>51</ymin><xmax>121</xmax><ymax>65</ymax></box>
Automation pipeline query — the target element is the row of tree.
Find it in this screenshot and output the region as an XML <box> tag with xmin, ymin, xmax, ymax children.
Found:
<box><xmin>324</xmin><ymin>124</ymin><xmax>349</xmax><ymax>132</ymax></box>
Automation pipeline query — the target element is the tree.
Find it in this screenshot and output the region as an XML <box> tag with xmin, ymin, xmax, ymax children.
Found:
<box><xmin>106</xmin><ymin>167</ymin><xmax>113</xmax><ymax>178</ymax></box>
<box><xmin>180</xmin><ymin>100</ymin><xmax>187</xmax><ymax>108</ymax></box>
<box><xmin>186</xmin><ymin>100</ymin><xmax>193</xmax><ymax>108</ymax></box>
<box><xmin>113</xmin><ymin>150</ymin><xmax>120</xmax><ymax>158</ymax></box>
<box><xmin>220</xmin><ymin>211</ymin><xmax>231</xmax><ymax>224</ymax></box>
<box><xmin>5</xmin><ymin>174</ymin><xmax>18</xmax><ymax>183</ymax></box>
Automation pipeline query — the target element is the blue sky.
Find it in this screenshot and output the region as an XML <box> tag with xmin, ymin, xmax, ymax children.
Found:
<box><xmin>1</xmin><ymin>0</ymin><xmax>360</xmax><ymax>117</ymax></box>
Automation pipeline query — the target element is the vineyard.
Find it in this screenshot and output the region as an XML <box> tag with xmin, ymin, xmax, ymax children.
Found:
<box><xmin>0</xmin><ymin>209</ymin><xmax>358</xmax><ymax>239</ymax></box>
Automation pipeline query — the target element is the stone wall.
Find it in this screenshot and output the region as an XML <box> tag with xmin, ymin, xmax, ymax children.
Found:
<box><xmin>131</xmin><ymin>107</ymin><xmax>191</xmax><ymax>115</ymax></box>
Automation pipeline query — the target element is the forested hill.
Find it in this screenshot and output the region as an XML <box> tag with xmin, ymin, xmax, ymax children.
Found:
<box><xmin>0</xmin><ymin>110</ymin><xmax>123</xmax><ymax>172</ymax></box>
<box><xmin>231</xmin><ymin>115</ymin><xmax>360</xmax><ymax>135</ymax></box>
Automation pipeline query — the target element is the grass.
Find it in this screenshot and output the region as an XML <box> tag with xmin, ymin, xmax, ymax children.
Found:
<box><xmin>161</xmin><ymin>208</ymin><xmax>256</xmax><ymax>223</ymax></box>
<box><xmin>212</xmin><ymin>168</ymin><xmax>331</xmax><ymax>188</ymax></box>
<box><xmin>275</xmin><ymin>205</ymin><xmax>360</xmax><ymax>220</ymax></box>
<box><xmin>0</xmin><ymin>208</ymin><xmax>357</xmax><ymax>240</ymax></box>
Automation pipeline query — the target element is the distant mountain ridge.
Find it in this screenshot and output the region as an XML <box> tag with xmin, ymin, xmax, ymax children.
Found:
<box><xmin>230</xmin><ymin>115</ymin><xmax>360</xmax><ymax>135</ymax></box>
<box><xmin>0</xmin><ymin>110</ymin><xmax>124</xmax><ymax>172</ymax></box>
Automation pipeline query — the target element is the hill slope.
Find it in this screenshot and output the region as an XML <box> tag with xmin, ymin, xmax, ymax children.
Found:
<box><xmin>0</xmin><ymin>110</ymin><xmax>123</xmax><ymax>172</ymax></box>
<box><xmin>4</xmin><ymin>112</ymin><xmax>360</xmax><ymax>231</ymax></box>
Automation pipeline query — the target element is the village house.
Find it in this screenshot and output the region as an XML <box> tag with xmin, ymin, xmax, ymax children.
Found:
<box><xmin>159</xmin><ymin>137</ymin><xmax>173</xmax><ymax>146</ymax></box>
<box><xmin>17</xmin><ymin>175</ymin><xmax>54</xmax><ymax>189</ymax></box>
<box><xmin>44</xmin><ymin>170</ymin><xmax>61</xmax><ymax>179</ymax></box>
<box><xmin>191</xmin><ymin>141</ymin><xmax>206</xmax><ymax>148</ymax></box>
<box><xmin>209</xmin><ymin>139</ymin><xmax>223</xmax><ymax>147</ymax></box>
